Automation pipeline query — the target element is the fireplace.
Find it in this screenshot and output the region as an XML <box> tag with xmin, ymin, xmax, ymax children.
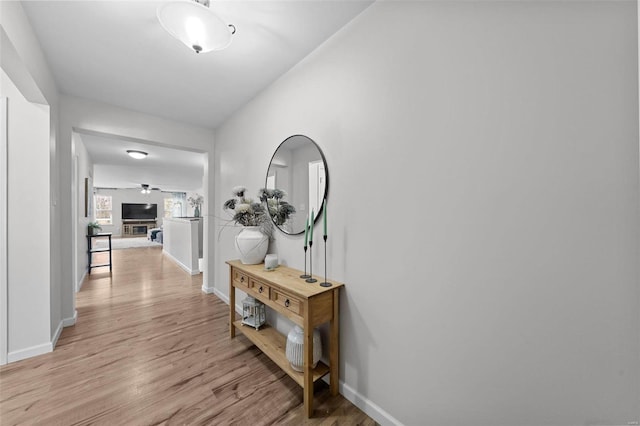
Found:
<box><xmin>132</xmin><ymin>225</ymin><xmax>148</xmax><ymax>235</ymax></box>
<box><xmin>122</xmin><ymin>220</ymin><xmax>157</xmax><ymax>237</ymax></box>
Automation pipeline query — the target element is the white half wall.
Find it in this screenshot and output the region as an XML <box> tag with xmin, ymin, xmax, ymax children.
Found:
<box><xmin>214</xmin><ymin>2</ymin><xmax>640</xmax><ymax>425</ymax></box>
<box><xmin>163</xmin><ymin>218</ymin><xmax>201</xmax><ymax>275</ymax></box>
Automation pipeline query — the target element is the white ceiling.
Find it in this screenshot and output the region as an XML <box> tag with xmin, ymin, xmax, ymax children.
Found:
<box><xmin>22</xmin><ymin>1</ymin><xmax>372</xmax><ymax>190</ymax></box>
<box><xmin>22</xmin><ymin>0</ymin><xmax>372</xmax><ymax>130</ymax></box>
<box><xmin>79</xmin><ymin>132</ymin><xmax>206</xmax><ymax>192</ymax></box>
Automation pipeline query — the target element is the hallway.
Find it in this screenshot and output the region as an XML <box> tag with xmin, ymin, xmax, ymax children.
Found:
<box><xmin>0</xmin><ymin>247</ymin><xmax>373</xmax><ymax>425</ymax></box>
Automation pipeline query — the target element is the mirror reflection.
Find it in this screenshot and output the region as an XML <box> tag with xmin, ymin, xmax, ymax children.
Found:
<box><xmin>266</xmin><ymin>135</ymin><xmax>328</xmax><ymax>235</ymax></box>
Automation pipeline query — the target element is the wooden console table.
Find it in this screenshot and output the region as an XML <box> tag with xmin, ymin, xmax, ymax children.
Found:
<box><xmin>227</xmin><ymin>260</ymin><xmax>344</xmax><ymax>418</ymax></box>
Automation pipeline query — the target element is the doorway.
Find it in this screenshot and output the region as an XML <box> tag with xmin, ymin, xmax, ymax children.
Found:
<box><xmin>72</xmin><ymin>129</ymin><xmax>208</xmax><ymax>294</ymax></box>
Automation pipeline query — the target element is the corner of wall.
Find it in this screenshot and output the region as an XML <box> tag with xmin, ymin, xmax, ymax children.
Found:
<box><xmin>201</xmin><ymin>284</ymin><xmax>215</xmax><ymax>294</ymax></box>
<box><xmin>51</xmin><ymin>319</ymin><xmax>63</xmax><ymax>348</ymax></box>
<box><xmin>62</xmin><ymin>310</ymin><xmax>77</xmax><ymax>327</ymax></box>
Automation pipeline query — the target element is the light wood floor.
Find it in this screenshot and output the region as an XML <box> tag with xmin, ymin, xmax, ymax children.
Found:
<box><xmin>0</xmin><ymin>247</ymin><xmax>375</xmax><ymax>425</ymax></box>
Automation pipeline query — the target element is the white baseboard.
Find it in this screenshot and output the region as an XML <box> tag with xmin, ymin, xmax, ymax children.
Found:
<box><xmin>163</xmin><ymin>250</ymin><xmax>199</xmax><ymax>275</ymax></box>
<box><xmin>77</xmin><ymin>270</ymin><xmax>87</xmax><ymax>292</ymax></box>
<box><xmin>201</xmin><ymin>284</ymin><xmax>215</xmax><ymax>294</ymax></box>
<box><xmin>213</xmin><ymin>287</ymin><xmax>229</xmax><ymax>303</ymax></box>
<box><xmin>63</xmin><ymin>310</ymin><xmax>78</xmax><ymax>327</ymax></box>
<box><xmin>339</xmin><ymin>381</ymin><xmax>403</xmax><ymax>426</ymax></box>
<box><xmin>50</xmin><ymin>310</ymin><xmax>78</xmax><ymax>352</ymax></box>
<box><xmin>52</xmin><ymin>320</ymin><xmax>63</xmax><ymax>349</ymax></box>
<box><xmin>7</xmin><ymin>341</ymin><xmax>52</xmax><ymax>363</ymax></box>
<box><xmin>213</xmin><ymin>287</ymin><xmax>242</xmax><ymax>315</ymax></box>
<box><xmin>7</xmin><ymin>308</ymin><xmax>78</xmax><ymax>362</ymax></box>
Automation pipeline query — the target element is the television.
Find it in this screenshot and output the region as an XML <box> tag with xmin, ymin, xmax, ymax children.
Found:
<box><xmin>122</xmin><ymin>203</ymin><xmax>157</xmax><ymax>220</ymax></box>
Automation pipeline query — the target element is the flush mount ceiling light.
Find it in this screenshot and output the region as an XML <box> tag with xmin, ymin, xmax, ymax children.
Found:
<box><xmin>141</xmin><ymin>184</ymin><xmax>151</xmax><ymax>194</ymax></box>
<box><xmin>127</xmin><ymin>150</ymin><xmax>148</xmax><ymax>159</ymax></box>
<box><xmin>157</xmin><ymin>0</ymin><xmax>236</xmax><ymax>54</ymax></box>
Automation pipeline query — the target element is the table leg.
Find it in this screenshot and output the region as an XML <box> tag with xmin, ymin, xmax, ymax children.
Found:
<box><xmin>108</xmin><ymin>235</ymin><xmax>112</xmax><ymax>271</ymax></box>
<box><xmin>330</xmin><ymin>289</ymin><xmax>340</xmax><ymax>396</ymax></box>
<box><xmin>229</xmin><ymin>267</ymin><xmax>235</xmax><ymax>338</ymax></box>
<box><xmin>87</xmin><ymin>236</ymin><xmax>92</xmax><ymax>275</ymax></box>
<box><xmin>304</xmin><ymin>301</ymin><xmax>313</xmax><ymax>418</ymax></box>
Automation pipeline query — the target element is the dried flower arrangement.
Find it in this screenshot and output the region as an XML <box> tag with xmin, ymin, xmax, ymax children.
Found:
<box><xmin>223</xmin><ymin>186</ymin><xmax>273</xmax><ymax>236</ymax></box>
<box><xmin>223</xmin><ymin>186</ymin><xmax>296</xmax><ymax>237</ymax></box>
<box><xmin>188</xmin><ymin>194</ymin><xmax>204</xmax><ymax>208</ymax></box>
<box><xmin>258</xmin><ymin>188</ymin><xmax>296</xmax><ymax>226</ymax></box>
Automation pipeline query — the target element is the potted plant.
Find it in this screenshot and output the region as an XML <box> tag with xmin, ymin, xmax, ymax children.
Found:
<box><xmin>223</xmin><ymin>186</ymin><xmax>274</xmax><ymax>264</ymax></box>
<box><xmin>88</xmin><ymin>221</ymin><xmax>102</xmax><ymax>236</ymax></box>
<box><xmin>188</xmin><ymin>194</ymin><xmax>204</xmax><ymax>217</ymax></box>
<box><xmin>223</xmin><ymin>186</ymin><xmax>296</xmax><ymax>264</ymax></box>
<box><xmin>258</xmin><ymin>188</ymin><xmax>296</xmax><ymax>227</ymax></box>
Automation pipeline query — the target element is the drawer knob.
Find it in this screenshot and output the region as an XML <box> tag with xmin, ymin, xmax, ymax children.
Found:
<box><xmin>284</xmin><ymin>299</ymin><xmax>290</xmax><ymax>307</ymax></box>
<box><xmin>259</xmin><ymin>286</ymin><xmax>263</xmax><ymax>293</ymax></box>
<box><xmin>240</xmin><ymin>276</ymin><xmax>245</xmax><ymax>283</ymax></box>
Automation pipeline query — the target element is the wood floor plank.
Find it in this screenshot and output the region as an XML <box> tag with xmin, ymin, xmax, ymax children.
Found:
<box><xmin>0</xmin><ymin>247</ymin><xmax>376</xmax><ymax>425</ymax></box>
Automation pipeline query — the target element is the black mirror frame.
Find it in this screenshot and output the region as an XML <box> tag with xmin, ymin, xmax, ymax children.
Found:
<box><xmin>265</xmin><ymin>134</ymin><xmax>329</xmax><ymax>236</ymax></box>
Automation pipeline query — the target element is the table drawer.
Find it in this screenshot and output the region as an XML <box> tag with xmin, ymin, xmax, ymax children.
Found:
<box><xmin>233</xmin><ymin>269</ymin><xmax>250</xmax><ymax>288</ymax></box>
<box><xmin>271</xmin><ymin>289</ymin><xmax>302</xmax><ymax>316</ymax></box>
<box><xmin>248</xmin><ymin>278</ymin><xmax>271</xmax><ymax>299</ymax></box>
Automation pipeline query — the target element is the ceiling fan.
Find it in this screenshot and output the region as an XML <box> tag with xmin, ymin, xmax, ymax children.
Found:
<box><xmin>140</xmin><ymin>184</ymin><xmax>161</xmax><ymax>194</ymax></box>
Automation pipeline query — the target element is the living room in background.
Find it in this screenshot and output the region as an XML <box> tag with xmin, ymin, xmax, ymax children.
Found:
<box><xmin>93</xmin><ymin>188</ymin><xmax>165</xmax><ymax>236</ymax></box>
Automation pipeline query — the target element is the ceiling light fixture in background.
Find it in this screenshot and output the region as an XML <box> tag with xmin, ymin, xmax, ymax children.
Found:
<box><xmin>127</xmin><ymin>150</ymin><xmax>148</xmax><ymax>159</ymax></box>
<box><xmin>141</xmin><ymin>184</ymin><xmax>151</xmax><ymax>194</ymax></box>
<box><xmin>157</xmin><ymin>0</ymin><xmax>236</xmax><ymax>54</ymax></box>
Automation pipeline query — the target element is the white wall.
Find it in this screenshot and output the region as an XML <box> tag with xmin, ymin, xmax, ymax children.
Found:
<box><xmin>73</xmin><ymin>134</ymin><xmax>93</xmax><ymax>290</ymax></box>
<box><xmin>1</xmin><ymin>1</ymin><xmax>62</xmax><ymax>357</ymax></box>
<box><xmin>0</xmin><ymin>96</ymin><xmax>7</xmax><ymax>365</ymax></box>
<box><xmin>214</xmin><ymin>2</ymin><xmax>640</xmax><ymax>425</ymax></box>
<box><xmin>1</xmin><ymin>69</ymin><xmax>51</xmax><ymax>361</ymax></box>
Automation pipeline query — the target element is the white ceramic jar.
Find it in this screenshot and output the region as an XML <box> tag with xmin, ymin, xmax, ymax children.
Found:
<box><xmin>285</xmin><ymin>326</ymin><xmax>322</xmax><ymax>372</ymax></box>
<box><xmin>235</xmin><ymin>226</ymin><xmax>268</xmax><ymax>265</ymax></box>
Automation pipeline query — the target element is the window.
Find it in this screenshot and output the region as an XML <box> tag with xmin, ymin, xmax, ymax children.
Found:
<box><xmin>164</xmin><ymin>193</ymin><xmax>186</xmax><ymax>218</ymax></box>
<box><xmin>94</xmin><ymin>195</ymin><xmax>112</xmax><ymax>225</ymax></box>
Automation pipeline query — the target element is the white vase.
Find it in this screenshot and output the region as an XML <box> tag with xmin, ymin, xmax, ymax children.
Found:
<box><xmin>285</xmin><ymin>326</ymin><xmax>322</xmax><ymax>372</ymax></box>
<box><xmin>235</xmin><ymin>226</ymin><xmax>268</xmax><ymax>265</ymax></box>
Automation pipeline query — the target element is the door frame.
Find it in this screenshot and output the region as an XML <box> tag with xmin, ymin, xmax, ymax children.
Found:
<box><xmin>1</xmin><ymin>97</ymin><xmax>8</xmax><ymax>365</ymax></box>
<box><xmin>72</xmin><ymin>154</ymin><xmax>78</xmax><ymax>292</ymax></box>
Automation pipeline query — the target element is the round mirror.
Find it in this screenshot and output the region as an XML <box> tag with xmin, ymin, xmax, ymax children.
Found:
<box><xmin>265</xmin><ymin>135</ymin><xmax>328</xmax><ymax>235</ymax></box>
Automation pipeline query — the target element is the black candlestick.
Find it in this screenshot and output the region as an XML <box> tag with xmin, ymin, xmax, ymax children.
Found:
<box><xmin>320</xmin><ymin>235</ymin><xmax>331</xmax><ymax>287</ymax></box>
<box><xmin>300</xmin><ymin>245</ymin><xmax>310</xmax><ymax>279</ymax></box>
<box><xmin>306</xmin><ymin>241</ymin><xmax>317</xmax><ymax>283</ymax></box>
